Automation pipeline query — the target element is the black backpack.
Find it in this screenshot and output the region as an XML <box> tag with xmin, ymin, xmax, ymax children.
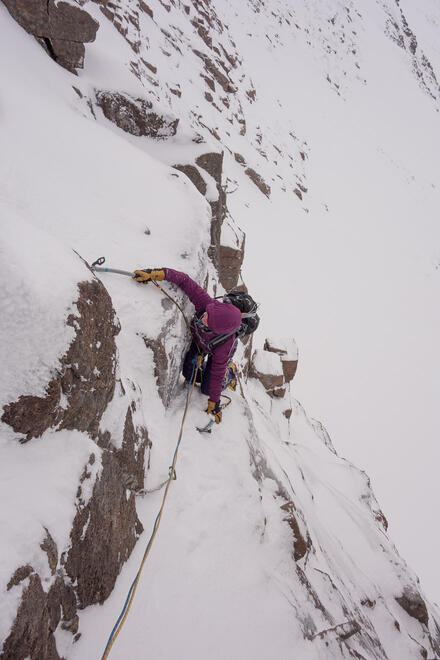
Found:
<box><xmin>222</xmin><ymin>290</ymin><xmax>260</xmax><ymax>338</ymax></box>
<box><xmin>199</xmin><ymin>290</ymin><xmax>260</xmax><ymax>353</ymax></box>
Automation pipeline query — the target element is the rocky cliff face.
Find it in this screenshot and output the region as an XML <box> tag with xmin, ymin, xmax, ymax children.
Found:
<box><xmin>1</xmin><ymin>275</ymin><xmax>150</xmax><ymax>659</ymax></box>
<box><xmin>0</xmin><ymin>173</ymin><xmax>243</xmax><ymax>660</ymax></box>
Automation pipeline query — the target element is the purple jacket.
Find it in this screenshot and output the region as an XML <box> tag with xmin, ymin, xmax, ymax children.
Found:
<box><xmin>165</xmin><ymin>268</ymin><xmax>242</xmax><ymax>402</ymax></box>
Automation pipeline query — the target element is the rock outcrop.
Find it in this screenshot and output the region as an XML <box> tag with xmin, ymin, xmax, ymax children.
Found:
<box><xmin>2</xmin><ymin>0</ymin><xmax>99</xmax><ymax>73</ymax></box>
<box><xmin>173</xmin><ymin>151</ymin><xmax>245</xmax><ymax>293</ymax></box>
<box><xmin>3</xmin><ymin>572</ymin><xmax>68</xmax><ymax>660</ymax></box>
<box><xmin>249</xmin><ymin>349</ymin><xmax>285</xmax><ymax>396</ymax></box>
<box><xmin>95</xmin><ymin>91</ymin><xmax>179</xmax><ymax>138</ymax></box>
<box><xmin>1</xmin><ymin>275</ymin><xmax>150</xmax><ymax>657</ymax></box>
<box><xmin>196</xmin><ymin>151</ymin><xmax>227</xmax><ymax>276</ymax></box>
<box><xmin>396</xmin><ymin>587</ymin><xmax>429</xmax><ymax>626</ymax></box>
<box><xmin>218</xmin><ymin>240</ymin><xmax>245</xmax><ymax>292</ymax></box>
<box><xmin>263</xmin><ymin>337</ymin><xmax>298</xmax><ymax>383</ymax></box>
<box><xmin>63</xmin><ymin>451</ymin><xmax>143</xmax><ymax>609</ymax></box>
<box><xmin>250</xmin><ymin>337</ymin><xmax>298</xmax><ymax>397</ymax></box>
<box><xmin>2</xmin><ymin>279</ymin><xmax>119</xmax><ymax>443</ymax></box>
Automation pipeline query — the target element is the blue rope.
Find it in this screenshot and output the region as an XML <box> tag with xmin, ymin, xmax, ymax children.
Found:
<box><xmin>101</xmin><ymin>362</ymin><xmax>197</xmax><ymax>659</ymax></box>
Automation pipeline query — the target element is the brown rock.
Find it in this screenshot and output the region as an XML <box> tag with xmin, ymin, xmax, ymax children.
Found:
<box><xmin>195</xmin><ymin>152</ymin><xmax>223</xmax><ymax>185</ymax></box>
<box><xmin>139</xmin><ymin>1</ymin><xmax>154</xmax><ymax>18</ymax></box>
<box><xmin>2</xmin><ymin>0</ymin><xmax>99</xmax><ymax>72</ymax></box>
<box><xmin>40</xmin><ymin>528</ymin><xmax>58</xmax><ymax>575</ymax></box>
<box><xmin>46</xmin><ymin>576</ymin><xmax>77</xmax><ymax>634</ymax></box>
<box><xmin>245</xmin><ymin>167</ymin><xmax>271</xmax><ymax>197</ymax></box>
<box><xmin>263</xmin><ymin>338</ymin><xmax>298</xmax><ymax>383</ymax></box>
<box><xmin>250</xmin><ymin>370</ymin><xmax>284</xmax><ymax>391</ymax></box>
<box><xmin>95</xmin><ymin>91</ymin><xmax>179</xmax><ymax>138</ymax></box>
<box><xmin>195</xmin><ymin>152</ymin><xmax>227</xmax><ymax>275</ymax></box>
<box><xmin>396</xmin><ymin>588</ymin><xmax>429</xmax><ymax>626</ymax></box>
<box><xmin>49</xmin><ymin>39</ymin><xmax>86</xmax><ymax>72</ymax></box>
<box><xmin>281</xmin><ymin>501</ymin><xmax>310</xmax><ymax>561</ymax></box>
<box><xmin>270</xmin><ymin>387</ymin><xmax>286</xmax><ymax>398</ymax></box>
<box><xmin>207</xmin><ymin>189</ymin><xmax>226</xmax><ymax>271</ymax></box>
<box><xmin>64</xmin><ymin>451</ymin><xmax>143</xmax><ymax>608</ymax></box>
<box><xmin>218</xmin><ymin>244</ymin><xmax>244</xmax><ymax>292</ymax></box>
<box><xmin>249</xmin><ymin>349</ymin><xmax>285</xmax><ymax>395</ymax></box>
<box><xmin>374</xmin><ymin>508</ymin><xmax>388</xmax><ymax>531</ymax></box>
<box><xmin>6</xmin><ymin>565</ymin><xmax>33</xmax><ymax>591</ymax></box>
<box><xmin>193</xmin><ymin>50</ymin><xmax>236</xmax><ymax>94</ymax></box>
<box><xmin>202</xmin><ymin>74</ymin><xmax>216</xmax><ymax>92</ymax></box>
<box><xmin>173</xmin><ymin>164</ymin><xmax>207</xmax><ymax>196</ymax></box>
<box><xmin>142</xmin><ymin>336</ymin><xmax>170</xmax><ymax>405</ymax></box>
<box><xmin>2</xmin><ymin>573</ymin><xmax>61</xmax><ymax>660</ymax></box>
<box><xmin>281</xmin><ymin>360</ymin><xmax>298</xmax><ymax>383</ymax></box>
<box><xmin>2</xmin><ymin>279</ymin><xmax>119</xmax><ymax>442</ymax></box>
<box><xmin>48</xmin><ymin>1</ymin><xmax>99</xmax><ymax>42</ymax></box>
<box><xmin>2</xmin><ymin>379</ymin><xmax>61</xmax><ymax>443</ymax></box>
<box><xmin>115</xmin><ymin>407</ymin><xmax>150</xmax><ymax>492</ymax></box>
<box><xmin>2</xmin><ymin>0</ymin><xmax>49</xmax><ymax>34</ymax></box>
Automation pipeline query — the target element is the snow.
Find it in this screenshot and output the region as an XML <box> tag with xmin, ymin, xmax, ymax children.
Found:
<box><xmin>0</xmin><ymin>430</ymin><xmax>101</xmax><ymax>644</ymax></box>
<box><xmin>0</xmin><ymin>215</ymin><xmax>85</xmax><ymax>408</ymax></box>
<box><xmin>252</xmin><ymin>348</ymin><xmax>284</xmax><ymax>376</ymax></box>
<box><xmin>1</xmin><ymin>0</ymin><xmax>440</xmax><ymax>658</ymax></box>
<box><xmin>265</xmin><ymin>337</ymin><xmax>299</xmax><ymax>361</ymax></box>
<box><xmin>220</xmin><ymin>218</ymin><xmax>243</xmax><ymax>250</ymax></box>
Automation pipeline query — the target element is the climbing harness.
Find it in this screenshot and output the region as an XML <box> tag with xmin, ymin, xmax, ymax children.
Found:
<box><xmin>100</xmin><ymin>355</ymin><xmax>203</xmax><ymax>660</ymax></box>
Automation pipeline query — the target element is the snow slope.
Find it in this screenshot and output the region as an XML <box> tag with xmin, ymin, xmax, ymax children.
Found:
<box><xmin>1</xmin><ymin>0</ymin><xmax>440</xmax><ymax>658</ymax></box>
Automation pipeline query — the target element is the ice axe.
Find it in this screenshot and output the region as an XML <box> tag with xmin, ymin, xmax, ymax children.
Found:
<box><xmin>197</xmin><ymin>395</ymin><xmax>232</xmax><ymax>434</ymax></box>
<box><xmin>197</xmin><ymin>419</ymin><xmax>215</xmax><ymax>434</ymax></box>
<box><xmin>91</xmin><ymin>256</ymin><xmax>134</xmax><ymax>278</ymax></box>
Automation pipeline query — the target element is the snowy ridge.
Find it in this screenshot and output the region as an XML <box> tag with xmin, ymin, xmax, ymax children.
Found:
<box><xmin>1</xmin><ymin>0</ymin><xmax>440</xmax><ymax>658</ymax></box>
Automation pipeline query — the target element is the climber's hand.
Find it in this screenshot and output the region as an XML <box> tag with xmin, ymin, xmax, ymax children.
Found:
<box><xmin>206</xmin><ymin>399</ymin><xmax>222</xmax><ymax>424</ymax></box>
<box><xmin>134</xmin><ymin>269</ymin><xmax>166</xmax><ymax>283</ymax></box>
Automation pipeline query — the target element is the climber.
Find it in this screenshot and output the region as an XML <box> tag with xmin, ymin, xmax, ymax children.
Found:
<box><xmin>133</xmin><ymin>267</ymin><xmax>242</xmax><ymax>424</ymax></box>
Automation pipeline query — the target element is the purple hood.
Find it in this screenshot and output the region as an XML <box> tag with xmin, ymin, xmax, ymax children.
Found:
<box><xmin>206</xmin><ymin>300</ymin><xmax>242</xmax><ymax>334</ymax></box>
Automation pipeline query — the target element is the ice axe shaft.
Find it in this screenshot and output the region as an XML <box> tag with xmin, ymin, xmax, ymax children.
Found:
<box><xmin>93</xmin><ymin>266</ymin><xmax>134</xmax><ymax>277</ymax></box>
<box><xmin>91</xmin><ymin>256</ymin><xmax>133</xmax><ymax>278</ymax></box>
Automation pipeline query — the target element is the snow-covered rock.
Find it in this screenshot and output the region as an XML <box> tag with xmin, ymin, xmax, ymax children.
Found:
<box><xmin>264</xmin><ymin>336</ymin><xmax>299</xmax><ymax>382</ymax></box>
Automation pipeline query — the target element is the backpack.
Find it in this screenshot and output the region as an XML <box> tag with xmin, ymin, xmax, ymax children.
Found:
<box><xmin>222</xmin><ymin>290</ymin><xmax>260</xmax><ymax>338</ymax></box>
<box><xmin>194</xmin><ymin>290</ymin><xmax>260</xmax><ymax>354</ymax></box>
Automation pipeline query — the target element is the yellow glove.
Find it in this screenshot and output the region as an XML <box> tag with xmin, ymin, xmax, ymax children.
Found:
<box><xmin>206</xmin><ymin>400</ymin><xmax>222</xmax><ymax>424</ymax></box>
<box><xmin>134</xmin><ymin>268</ymin><xmax>166</xmax><ymax>283</ymax></box>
